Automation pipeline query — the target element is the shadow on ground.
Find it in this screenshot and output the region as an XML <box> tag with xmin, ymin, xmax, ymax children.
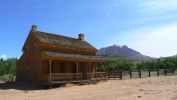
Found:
<box><xmin>0</xmin><ymin>82</ymin><xmax>49</xmax><ymax>90</ymax></box>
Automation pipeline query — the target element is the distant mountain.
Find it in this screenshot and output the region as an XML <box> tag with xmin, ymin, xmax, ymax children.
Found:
<box><xmin>96</xmin><ymin>44</ymin><xmax>156</xmax><ymax>61</ymax></box>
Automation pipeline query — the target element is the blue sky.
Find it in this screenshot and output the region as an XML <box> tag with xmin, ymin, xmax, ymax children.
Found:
<box><xmin>0</xmin><ymin>0</ymin><xmax>177</xmax><ymax>59</ymax></box>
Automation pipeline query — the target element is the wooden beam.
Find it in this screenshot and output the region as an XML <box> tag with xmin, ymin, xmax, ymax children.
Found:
<box><xmin>41</xmin><ymin>57</ymin><xmax>105</xmax><ymax>63</ymax></box>
<box><xmin>40</xmin><ymin>60</ymin><xmax>43</xmax><ymax>81</ymax></box>
<box><xmin>75</xmin><ymin>61</ymin><xmax>79</xmax><ymax>82</ymax></box>
<box><xmin>38</xmin><ymin>43</ymin><xmax>97</xmax><ymax>55</ymax></box>
<box><xmin>96</xmin><ymin>63</ymin><xmax>97</xmax><ymax>78</ymax></box>
<box><xmin>104</xmin><ymin>61</ymin><xmax>106</xmax><ymax>72</ymax></box>
<box><xmin>49</xmin><ymin>60</ymin><xmax>51</xmax><ymax>83</ymax></box>
<box><xmin>88</xmin><ymin>62</ymin><xmax>91</xmax><ymax>80</ymax></box>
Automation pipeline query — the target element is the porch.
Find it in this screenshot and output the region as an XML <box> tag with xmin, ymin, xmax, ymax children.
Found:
<box><xmin>40</xmin><ymin>59</ymin><xmax>107</xmax><ymax>87</ymax></box>
<box><xmin>39</xmin><ymin>50</ymin><xmax>107</xmax><ymax>88</ymax></box>
<box><xmin>40</xmin><ymin>72</ymin><xmax>107</xmax><ymax>84</ymax></box>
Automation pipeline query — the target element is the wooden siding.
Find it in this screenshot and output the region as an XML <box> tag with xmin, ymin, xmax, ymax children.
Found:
<box><xmin>16</xmin><ymin>34</ymin><xmax>41</xmax><ymax>83</ymax></box>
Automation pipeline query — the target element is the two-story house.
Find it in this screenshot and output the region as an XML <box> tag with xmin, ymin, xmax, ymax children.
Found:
<box><xmin>16</xmin><ymin>24</ymin><xmax>106</xmax><ymax>88</ymax></box>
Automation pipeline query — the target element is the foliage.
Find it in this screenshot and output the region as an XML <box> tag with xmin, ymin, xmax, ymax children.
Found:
<box><xmin>0</xmin><ymin>74</ymin><xmax>16</xmax><ymax>82</ymax></box>
<box><xmin>0</xmin><ymin>58</ymin><xmax>18</xmax><ymax>76</ymax></box>
<box><xmin>136</xmin><ymin>57</ymin><xmax>177</xmax><ymax>70</ymax></box>
<box><xmin>97</xmin><ymin>58</ymin><xmax>134</xmax><ymax>71</ymax></box>
<box><xmin>97</xmin><ymin>57</ymin><xmax>177</xmax><ymax>71</ymax></box>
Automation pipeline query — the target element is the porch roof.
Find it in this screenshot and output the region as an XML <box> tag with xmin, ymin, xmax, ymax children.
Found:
<box><xmin>42</xmin><ymin>50</ymin><xmax>105</xmax><ymax>61</ymax></box>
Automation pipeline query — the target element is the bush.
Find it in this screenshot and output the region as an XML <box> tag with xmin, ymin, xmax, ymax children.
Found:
<box><xmin>0</xmin><ymin>74</ymin><xmax>15</xmax><ymax>82</ymax></box>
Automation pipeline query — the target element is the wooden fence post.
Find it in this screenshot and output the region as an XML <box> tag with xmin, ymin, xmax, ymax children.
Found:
<box><xmin>148</xmin><ymin>69</ymin><xmax>151</xmax><ymax>77</ymax></box>
<box><xmin>120</xmin><ymin>70</ymin><xmax>122</xmax><ymax>80</ymax></box>
<box><xmin>139</xmin><ymin>69</ymin><xmax>141</xmax><ymax>78</ymax></box>
<box><xmin>157</xmin><ymin>68</ymin><xmax>159</xmax><ymax>76</ymax></box>
<box><xmin>130</xmin><ymin>70</ymin><xmax>132</xmax><ymax>78</ymax></box>
<box><xmin>114</xmin><ymin>72</ymin><xmax>115</xmax><ymax>79</ymax></box>
<box><xmin>165</xmin><ymin>68</ymin><xmax>167</xmax><ymax>76</ymax></box>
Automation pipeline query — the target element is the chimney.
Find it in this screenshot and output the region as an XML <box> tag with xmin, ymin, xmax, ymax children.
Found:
<box><xmin>31</xmin><ymin>24</ymin><xmax>37</xmax><ymax>31</ymax></box>
<box><xmin>78</xmin><ymin>33</ymin><xmax>84</xmax><ymax>41</ymax></box>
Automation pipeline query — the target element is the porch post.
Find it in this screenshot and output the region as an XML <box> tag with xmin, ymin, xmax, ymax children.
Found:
<box><xmin>76</xmin><ymin>62</ymin><xmax>79</xmax><ymax>82</ymax></box>
<box><xmin>96</xmin><ymin>63</ymin><xmax>97</xmax><ymax>78</ymax></box>
<box><xmin>88</xmin><ymin>62</ymin><xmax>91</xmax><ymax>81</ymax></box>
<box><xmin>49</xmin><ymin>60</ymin><xmax>52</xmax><ymax>83</ymax></box>
<box><xmin>40</xmin><ymin>60</ymin><xmax>43</xmax><ymax>82</ymax></box>
<box><xmin>104</xmin><ymin>62</ymin><xmax>106</xmax><ymax>72</ymax></box>
<box><xmin>104</xmin><ymin>62</ymin><xmax>107</xmax><ymax>80</ymax></box>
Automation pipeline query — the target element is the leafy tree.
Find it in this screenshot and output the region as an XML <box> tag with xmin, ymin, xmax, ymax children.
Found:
<box><xmin>0</xmin><ymin>58</ymin><xmax>18</xmax><ymax>76</ymax></box>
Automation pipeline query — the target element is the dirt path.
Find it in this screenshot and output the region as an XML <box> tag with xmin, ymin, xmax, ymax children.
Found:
<box><xmin>0</xmin><ymin>76</ymin><xmax>177</xmax><ymax>100</ymax></box>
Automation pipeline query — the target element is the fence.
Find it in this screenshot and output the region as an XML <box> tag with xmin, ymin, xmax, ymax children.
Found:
<box><xmin>108</xmin><ymin>68</ymin><xmax>177</xmax><ymax>80</ymax></box>
<box><xmin>107</xmin><ymin>70</ymin><xmax>122</xmax><ymax>80</ymax></box>
<box><xmin>124</xmin><ymin>68</ymin><xmax>177</xmax><ymax>79</ymax></box>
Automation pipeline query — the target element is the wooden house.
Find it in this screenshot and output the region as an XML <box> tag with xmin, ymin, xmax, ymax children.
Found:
<box><xmin>16</xmin><ymin>25</ymin><xmax>106</xmax><ymax>87</ymax></box>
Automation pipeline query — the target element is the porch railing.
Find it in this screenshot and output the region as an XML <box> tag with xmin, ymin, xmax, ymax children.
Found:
<box><xmin>51</xmin><ymin>73</ymin><xmax>82</xmax><ymax>82</ymax></box>
<box><xmin>87</xmin><ymin>72</ymin><xmax>107</xmax><ymax>80</ymax></box>
<box><xmin>41</xmin><ymin>73</ymin><xmax>82</xmax><ymax>82</ymax></box>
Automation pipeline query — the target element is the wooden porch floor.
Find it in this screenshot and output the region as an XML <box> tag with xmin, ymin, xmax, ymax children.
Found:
<box><xmin>41</xmin><ymin>77</ymin><xmax>107</xmax><ymax>86</ymax></box>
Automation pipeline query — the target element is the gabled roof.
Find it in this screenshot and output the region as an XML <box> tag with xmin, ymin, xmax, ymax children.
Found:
<box><xmin>42</xmin><ymin>50</ymin><xmax>104</xmax><ymax>61</ymax></box>
<box><xmin>33</xmin><ymin>31</ymin><xmax>97</xmax><ymax>51</ymax></box>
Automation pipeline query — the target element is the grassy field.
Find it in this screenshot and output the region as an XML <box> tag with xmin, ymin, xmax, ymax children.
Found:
<box><xmin>0</xmin><ymin>74</ymin><xmax>16</xmax><ymax>82</ymax></box>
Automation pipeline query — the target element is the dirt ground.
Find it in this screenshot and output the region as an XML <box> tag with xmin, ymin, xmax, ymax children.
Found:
<box><xmin>0</xmin><ymin>76</ymin><xmax>177</xmax><ymax>100</ymax></box>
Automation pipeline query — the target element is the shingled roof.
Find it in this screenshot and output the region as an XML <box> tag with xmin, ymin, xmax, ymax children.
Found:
<box><xmin>33</xmin><ymin>31</ymin><xmax>97</xmax><ymax>51</ymax></box>
<box><xmin>42</xmin><ymin>50</ymin><xmax>104</xmax><ymax>61</ymax></box>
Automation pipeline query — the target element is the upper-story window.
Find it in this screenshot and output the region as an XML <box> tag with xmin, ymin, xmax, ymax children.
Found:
<box><xmin>27</xmin><ymin>46</ymin><xmax>29</xmax><ymax>54</ymax></box>
<box><xmin>34</xmin><ymin>42</ymin><xmax>37</xmax><ymax>51</ymax></box>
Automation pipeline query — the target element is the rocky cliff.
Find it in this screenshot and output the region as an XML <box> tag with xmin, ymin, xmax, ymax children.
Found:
<box><xmin>96</xmin><ymin>44</ymin><xmax>156</xmax><ymax>60</ymax></box>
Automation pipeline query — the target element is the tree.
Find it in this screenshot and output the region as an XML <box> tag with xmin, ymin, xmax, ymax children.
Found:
<box><xmin>0</xmin><ymin>58</ymin><xmax>18</xmax><ymax>76</ymax></box>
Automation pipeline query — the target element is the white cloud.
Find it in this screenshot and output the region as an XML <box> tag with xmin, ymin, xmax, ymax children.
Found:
<box><xmin>129</xmin><ymin>23</ymin><xmax>177</xmax><ymax>58</ymax></box>
<box><xmin>0</xmin><ymin>54</ymin><xmax>6</xmax><ymax>60</ymax></box>
<box><xmin>138</xmin><ymin>0</ymin><xmax>177</xmax><ymax>15</ymax></box>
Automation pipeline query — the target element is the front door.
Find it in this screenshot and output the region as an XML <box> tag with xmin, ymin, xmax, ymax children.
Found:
<box><xmin>80</xmin><ymin>64</ymin><xmax>86</xmax><ymax>79</ymax></box>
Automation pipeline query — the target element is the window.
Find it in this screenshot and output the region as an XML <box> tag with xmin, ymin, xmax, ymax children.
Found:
<box><xmin>48</xmin><ymin>63</ymin><xmax>54</xmax><ymax>73</ymax></box>
<box><xmin>20</xmin><ymin>67</ymin><xmax>23</xmax><ymax>75</ymax></box>
<box><xmin>34</xmin><ymin>42</ymin><xmax>37</xmax><ymax>51</ymax></box>
<box><xmin>34</xmin><ymin>64</ymin><xmax>37</xmax><ymax>75</ymax></box>
<box><xmin>27</xmin><ymin>46</ymin><xmax>29</xmax><ymax>54</ymax></box>
<box><xmin>60</xmin><ymin>64</ymin><xmax>66</xmax><ymax>73</ymax></box>
<box><xmin>26</xmin><ymin>65</ymin><xmax>28</xmax><ymax>75</ymax></box>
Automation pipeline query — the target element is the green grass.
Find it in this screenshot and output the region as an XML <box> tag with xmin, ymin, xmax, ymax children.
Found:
<box><xmin>0</xmin><ymin>74</ymin><xmax>16</xmax><ymax>82</ymax></box>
